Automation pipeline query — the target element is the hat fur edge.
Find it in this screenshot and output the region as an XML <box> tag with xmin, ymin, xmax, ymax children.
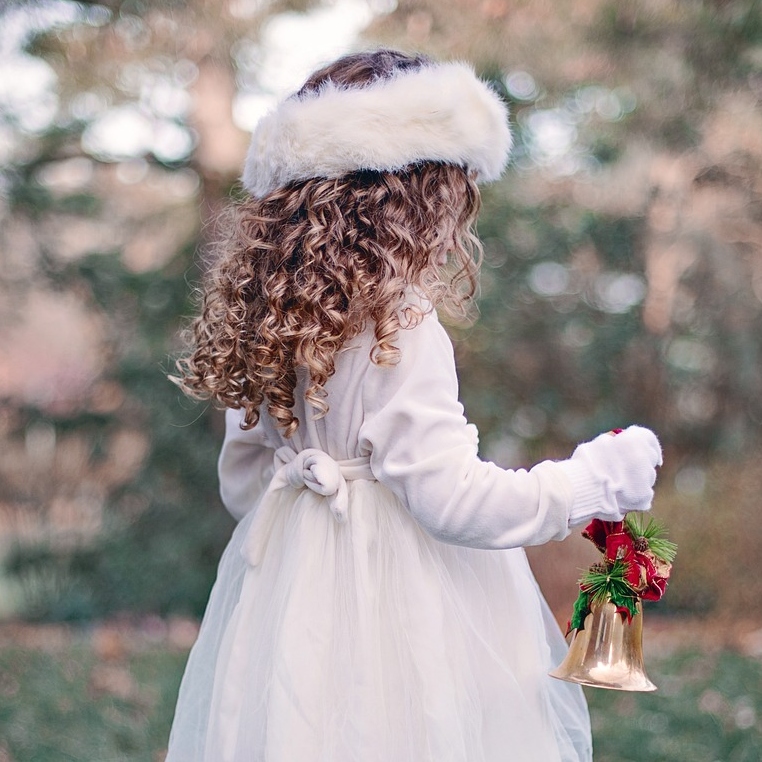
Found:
<box><xmin>241</xmin><ymin>61</ymin><xmax>512</xmax><ymax>198</ymax></box>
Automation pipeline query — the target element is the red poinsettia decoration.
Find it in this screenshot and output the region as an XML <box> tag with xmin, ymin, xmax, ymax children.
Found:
<box><xmin>567</xmin><ymin>515</ymin><xmax>677</xmax><ymax>634</ymax></box>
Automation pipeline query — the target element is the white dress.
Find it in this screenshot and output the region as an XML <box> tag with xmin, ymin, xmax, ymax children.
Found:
<box><xmin>166</xmin><ymin>309</ymin><xmax>593</xmax><ymax>762</ymax></box>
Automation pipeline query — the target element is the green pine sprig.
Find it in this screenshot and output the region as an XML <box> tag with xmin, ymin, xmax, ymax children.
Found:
<box><xmin>624</xmin><ymin>513</ymin><xmax>678</xmax><ymax>564</ymax></box>
<box><xmin>569</xmin><ymin>558</ymin><xmax>641</xmax><ymax>631</ymax></box>
<box><xmin>582</xmin><ymin>559</ymin><xmax>634</xmax><ymax>604</ymax></box>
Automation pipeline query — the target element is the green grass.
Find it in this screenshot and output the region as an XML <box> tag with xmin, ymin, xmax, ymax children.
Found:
<box><xmin>0</xmin><ymin>637</ymin><xmax>186</xmax><ymax>762</ymax></box>
<box><xmin>586</xmin><ymin>650</ymin><xmax>762</xmax><ymax>762</ymax></box>
<box><xmin>0</xmin><ymin>633</ymin><xmax>760</xmax><ymax>761</ymax></box>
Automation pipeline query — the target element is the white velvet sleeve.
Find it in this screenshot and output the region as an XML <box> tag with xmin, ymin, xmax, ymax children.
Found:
<box><xmin>358</xmin><ymin>312</ymin><xmax>575</xmax><ymax>549</ymax></box>
<box><xmin>217</xmin><ymin>408</ymin><xmax>274</xmax><ymax>521</ymax></box>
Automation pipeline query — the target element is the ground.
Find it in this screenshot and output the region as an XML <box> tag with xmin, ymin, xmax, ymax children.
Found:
<box><xmin>1</xmin><ymin>616</ymin><xmax>761</xmax><ymax>761</ymax></box>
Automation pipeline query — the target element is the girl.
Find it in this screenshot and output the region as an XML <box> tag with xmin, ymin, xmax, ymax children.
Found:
<box><xmin>168</xmin><ymin>49</ymin><xmax>662</xmax><ymax>762</ymax></box>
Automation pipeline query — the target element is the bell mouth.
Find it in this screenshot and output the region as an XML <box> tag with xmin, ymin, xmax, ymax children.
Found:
<box><xmin>549</xmin><ymin>600</ymin><xmax>657</xmax><ymax>692</ymax></box>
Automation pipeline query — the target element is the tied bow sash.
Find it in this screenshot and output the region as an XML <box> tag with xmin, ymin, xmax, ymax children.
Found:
<box><xmin>242</xmin><ymin>446</ymin><xmax>375</xmax><ymax>566</ymax></box>
<box><xmin>209</xmin><ymin>446</ymin><xmax>376</xmax><ymax>761</ymax></box>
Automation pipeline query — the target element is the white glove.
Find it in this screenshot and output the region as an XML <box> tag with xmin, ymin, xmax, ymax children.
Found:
<box><xmin>557</xmin><ymin>425</ymin><xmax>663</xmax><ymax>527</ymax></box>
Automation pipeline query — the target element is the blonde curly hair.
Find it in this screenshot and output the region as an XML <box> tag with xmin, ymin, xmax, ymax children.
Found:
<box><xmin>175</xmin><ymin>51</ymin><xmax>483</xmax><ymax>436</ymax></box>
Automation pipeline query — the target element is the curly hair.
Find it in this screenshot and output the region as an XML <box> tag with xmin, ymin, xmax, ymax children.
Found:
<box><xmin>175</xmin><ymin>51</ymin><xmax>483</xmax><ymax>436</ymax></box>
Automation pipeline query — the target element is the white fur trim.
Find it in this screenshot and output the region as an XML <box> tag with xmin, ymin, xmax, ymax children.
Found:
<box><xmin>242</xmin><ymin>62</ymin><xmax>512</xmax><ymax>198</ymax></box>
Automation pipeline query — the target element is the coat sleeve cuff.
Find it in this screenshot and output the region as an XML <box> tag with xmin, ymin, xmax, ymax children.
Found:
<box><xmin>556</xmin><ymin>458</ymin><xmax>603</xmax><ymax>527</ymax></box>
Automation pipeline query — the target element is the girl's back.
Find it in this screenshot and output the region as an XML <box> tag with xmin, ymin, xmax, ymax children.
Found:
<box><xmin>168</xmin><ymin>306</ymin><xmax>592</xmax><ymax>762</ymax></box>
<box><xmin>167</xmin><ymin>48</ymin><xmax>661</xmax><ymax>762</ymax></box>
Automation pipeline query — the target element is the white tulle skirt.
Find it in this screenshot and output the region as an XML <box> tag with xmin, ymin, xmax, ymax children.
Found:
<box><xmin>166</xmin><ymin>480</ymin><xmax>592</xmax><ymax>762</ymax></box>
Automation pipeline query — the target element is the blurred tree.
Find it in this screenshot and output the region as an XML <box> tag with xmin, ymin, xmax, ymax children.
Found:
<box><xmin>1</xmin><ymin>0</ymin><xmax>760</xmax><ymax>619</ymax></box>
<box><xmin>0</xmin><ymin>0</ymin><xmax>295</xmax><ymax>618</ymax></box>
<box><xmin>369</xmin><ymin>0</ymin><xmax>762</xmax><ymax>460</ymax></box>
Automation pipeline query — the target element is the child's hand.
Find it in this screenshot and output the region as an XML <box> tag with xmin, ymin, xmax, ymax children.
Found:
<box><xmin>561</xmin><ymin>425</ymin><xmax>663</xmax><ymax>527</ymax></box>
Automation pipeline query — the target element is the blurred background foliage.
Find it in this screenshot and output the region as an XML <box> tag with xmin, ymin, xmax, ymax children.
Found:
<box><xmin>0</xmin><ymin>0</ymin><xmax>761</xmax><ymax>627</ymax></box>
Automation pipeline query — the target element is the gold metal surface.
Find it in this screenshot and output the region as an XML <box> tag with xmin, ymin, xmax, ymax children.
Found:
<box><xmin>549</xmin><ymin>600</ymin><xmax>657</xmax><ymax>692</ymax></box>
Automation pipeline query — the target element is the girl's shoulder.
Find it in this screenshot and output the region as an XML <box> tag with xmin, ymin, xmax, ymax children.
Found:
<box><xmin>348</xmin><ymin>291</ymin><xmax>451</xmax><ymax>358</ymax></box>
<box><xmin>398</xmin><ymin>286</ymin><xmax>432</xmax><ymax>323</ymax></box>
<box><xmin>396</xmin><ymin>295</ymin><xmax>453</xmax><ymax>356</ymax></box>
<box><xmin>359</xmin><ymin>304</ymin><xmax>458</xmax><ymax>412</ymax></box>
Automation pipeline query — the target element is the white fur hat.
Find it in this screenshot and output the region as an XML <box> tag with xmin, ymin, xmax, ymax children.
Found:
<box><xmin>242</xmin><ymin>60</ymin><xmax>512</xmax><ymax>198</ymax></box>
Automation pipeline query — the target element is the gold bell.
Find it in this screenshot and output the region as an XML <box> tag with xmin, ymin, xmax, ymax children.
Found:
<box><xmin>549</xmin><ymin>599</ymin><xmax>656</xmax><ymax>692</ymax></box>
